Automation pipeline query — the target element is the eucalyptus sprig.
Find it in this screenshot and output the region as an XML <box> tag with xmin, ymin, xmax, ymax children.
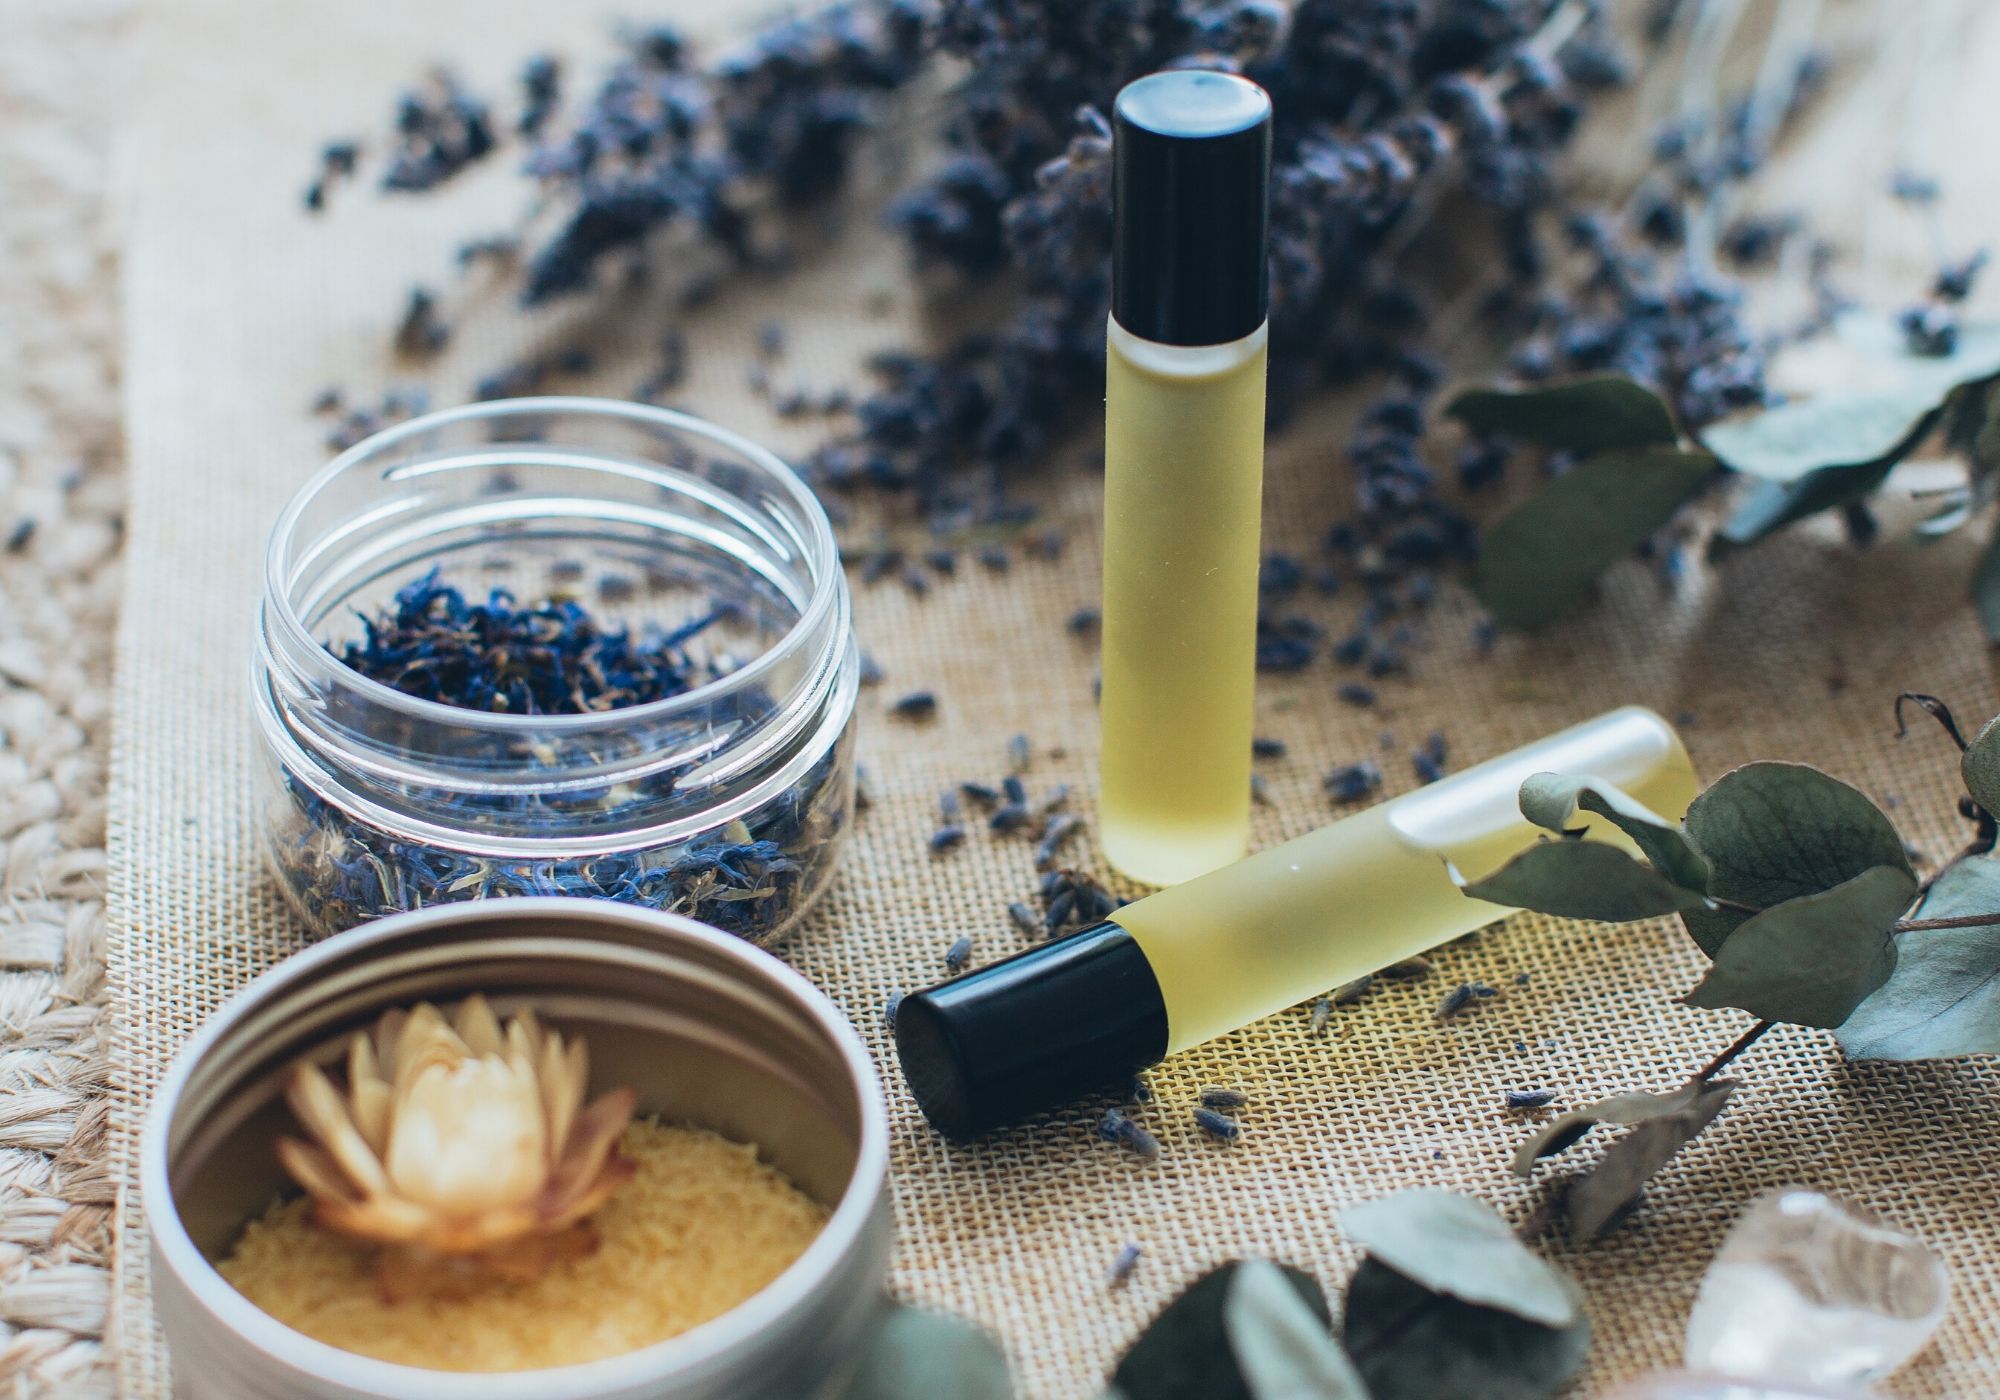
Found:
<box><xmin>1455</xmin><ymin>689</ymin><xmax>2000</xmax><ymax>1244</ymax></box>
<box><xmin>1454</xmin><ymin>318</ymin><xmax>2000</xmax><ymax>633</ymax></box>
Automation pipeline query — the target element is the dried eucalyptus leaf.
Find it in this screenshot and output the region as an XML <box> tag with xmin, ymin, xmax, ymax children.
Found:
<box><xmin>845</xmin><ymin>1302</ymin><xmax>1013</xmax><ymax>1400</ymax></box>
<box><xmin>1341</xmin><ymin>1257</ymin><xmax>1589</xmax><ymax>1400</ymax></box>
<box><xmin>1225</xmin><ymin>1258</ymin><xmax>1370</xmax><ymax>1400</ymax></box>
<box><xmin>1565</xmin><ymin>1079</ymin><xmax>1738</xmax><ymax>1242</ymax></box>
<box><xmin>1961</xmin><ymin>713</ymin><xmax>2000</xmax><ymax>818</ymax></box>
<box><xmin>1839</xmin><ymin>856</ymin><xmax>2000</xmax><ymax>1059</ymax></box>
<box><xmin>1474</xmin><ymin>447</ymin><xmax>1716</xmax><ymax>629</ymax></box>
<box><xmin>1711</xmin><ymin>457</ymin><xmax>1898</xmax><ymax>552</ymax></box>
<box><xmin>1339</xmin><ymin>1189</ymin><xmax>1579</xmax><ymax>1328</ymax></box>
<box><xmin>1445</xmin><ymin>376</ymin><xmax>1680</xmax><ymax>455</ymax></box>
<box><xmin>1683</xmin><ymin>866</ymin><xmax>1914</xmax><ymax>1027</ymax></box>
<box><xmin>1462</xmin><ymin>839</ymin><xmax>1712</xmax><ymax>922</ymax></box>
<box><xmin>1112</xmin><ymin>1260</ymin><xmax>1333</xmax><ymax>1400</ymax></box>
<box><xmin>1511</xmin><ymin>1078</ymin><xmax>1740</xmax><ymax>1175</ymax></box>
<box><xmin>1972</xmin><ymin>531</ymin><xmax>2000</xmax><ymax>646</ymax></box>
<box><xmin>1518</xmin><ymin>773</ymin><xmax>1709</xmax><ymax>892</ymax></box>
<box><xmin>1679</xmin><ymin>762</ymin><xmax>1912</xmax><ymax>957</ymax></box>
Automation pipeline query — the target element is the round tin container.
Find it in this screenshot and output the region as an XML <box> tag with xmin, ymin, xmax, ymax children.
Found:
<box><xmin>143</xmin><ymin>900</ymin><xmax>891</xmax><ymax>1399</ymax></box>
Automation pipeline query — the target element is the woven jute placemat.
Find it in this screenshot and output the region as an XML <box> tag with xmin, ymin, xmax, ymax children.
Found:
<box><xmin>108</xmin><ymin>1</ymin><xmax>2000</xmax><ymax>1395</ymax></box>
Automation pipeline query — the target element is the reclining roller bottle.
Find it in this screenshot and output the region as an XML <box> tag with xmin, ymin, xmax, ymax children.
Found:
<box><xmin>897</xmin><ymin>707</ymin><xmax>1697</xmax><ymax>1137</ymax></box>
<box><xmin>1099</xmin><ymin>69</ymin><xmax>1274</xmax><ymax>887</ymax></box>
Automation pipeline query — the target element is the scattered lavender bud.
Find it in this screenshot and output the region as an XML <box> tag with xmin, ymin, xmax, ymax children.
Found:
<box><xmin>1002</xmin><ymin>774</ymin><xmax>1028</xmax><ymax>805</ymax></box>
<box><xmin>1251</xmin><ymin>736</ymin><xmax>1287</xmax><ymax>759</ymax></box>
<box><xmin>1412</xmin><ymin>750</ymin><xmax>1445</xmax><ymax>784</ymax></box>
<box><xmin>884</xmin><ymin>991</ymin><xmax>902</xmax><ymax>1031</ymax></box>
<box><xmin>1035</xmin><ymin>813</ymin><xmax>1083</xmax><ymax>868</ymax></box>
<box><xmin>1506</xmin><ymin>1088</ymin><xmax>1557</xmax><ymax>1110</ymax></box>
<box><xmin>1008</xmin><ymin>733</ymin><xmax>1031</xmax><ymax>772</ymax></box>
<box><xmin>1333</xmin><ymin>975</ymin><xmax>1373</xmax><ymax>1004</ymax></box>
<box><xmin>1067</xmin><ymin>606</ymin><xmax>1101</xmax><ymax>634</ymax></box>
<box><xmin>5</xmin><ymin>519</ymin><xmax>36</xmax><ymax>554</ymax></box>
<box><xmin>1129</xmin><ymin>1075</ymin><xmax>1152</xmax><ymax>1104</ymax></box>
<box><xmin>1097</xmin><ymin>1107</ymin><xmax>1160</xmax><ymax>1161</ymax></box>
<box><xmin>1326</xmin><ymin>761</ymin><xmax>1383</xmax><ymax>804</ymax></box>
<box><xmin>930</xmin><ymin>824</ymin><xmax>967</xmax><ymax>854</ymax></box>
<box><xmin>1382</xmin><ymin>957</ymin><xmax>1434</xmax><ymax>980</ymax></box>
<box><xmin>1007</xmin><ymin>900</ymin><xmax>1039</xmax><ymax>935</ymax></box>
<box><xmin>1193</xmin><ymin>1108</ymin><xmax>1241</xmax><ymax>1142</ymax></box>
<box><xmin>959</xmin><ymin>780</ymin><xmax>1001</xmax><ymax>808</ymax></box>
<box><xmin>978</xmin><ymin>545</ymin><xmax>1010</xmax><ymax>573</ymax></box>
<box><xmin>939</xmin><ymin>789</ymin><xmax>961</xmax><ymax>822</ymax></box>
<box><xmin>1107</xmin><ymin>1243</ymin><xmax>1142</xmax><ymax>1287</ymax></box>
<box><xmin>1337</xmin><ymin>682</ymin><xmax>1378</xmax><ymax>708</ymax></box>
<box><xmin>945</xmin><ymin>935</ymin><xmax>973</xmax><ymax>972</ymax></box>
<box><xmin>1514</xmin><ymin>971</ymin><xmax>1533</xmax><ymax>986</ymax></box>
<box><xmin>1309</xmin><ymin>997</ymin><xmax>1333</xmax><ymax>1038</ymax></box>
<box><xmin>1250</xmin><ymin>773</ymin><xmax>1272</xmax><ymax>806</ymax></box>
<box><xmin>888</xmin><ymin>691</ymin><xmax>937</xmax><ymax>720</ymax></box>
<box><xmin>1199</xmin><ymin>1088</ymin><xmax>1246</xmax><ymax>1110</ymax></box>
<box><xmin>1034</xmin><ymin>784</ymin><xmax>1071</xmax><ymax>818</ymax></box>
<box><xmin>990</xmin><ymin>802</ymin><xmax>1031</xmax><ymax>833</ymax></box>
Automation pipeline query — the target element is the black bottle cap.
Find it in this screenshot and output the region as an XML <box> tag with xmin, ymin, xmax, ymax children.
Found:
<box><xmin>894</xmin><ymin>921</ymin><xmax>1170</xmax><ymax>1139</ymax></box>
<box><xmin>1112</xmin><ymin>69</ymin><xmax>1273</xmax><ymax>347</ymax></box>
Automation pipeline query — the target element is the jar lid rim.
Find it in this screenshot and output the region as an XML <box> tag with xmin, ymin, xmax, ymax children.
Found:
<box><xmin>262</xmin><ymin>395</ymin><xmax>846</xmax><ymax>737</ymax></box>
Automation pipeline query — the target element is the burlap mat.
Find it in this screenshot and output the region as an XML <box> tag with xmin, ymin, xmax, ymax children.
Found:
<box><xmin>108</xmin><ymin>1</ymin><xmax>2000</xmax><ymax>1395</ymax></box>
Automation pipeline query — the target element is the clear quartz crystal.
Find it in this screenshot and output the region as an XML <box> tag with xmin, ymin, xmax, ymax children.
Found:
<box><xmin>1682</xmin><ymin>1187</ymin><xmax>1950</xmax><ymax>1389</ymax></box>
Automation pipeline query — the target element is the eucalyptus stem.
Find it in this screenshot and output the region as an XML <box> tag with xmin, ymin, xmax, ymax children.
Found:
<box><xmin>1696</xmin><ymin>1018</ymin><xmax>1773</xmax><ymax>1081</ymax></box>
<box><xmin>1894</xmin><ymin>911</ymin><xmax>2000</xmax><ymax>932</ymax></box>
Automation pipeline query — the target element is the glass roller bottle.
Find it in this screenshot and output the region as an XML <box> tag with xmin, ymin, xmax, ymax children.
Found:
<box><xmin>1098</xmin><ymin>70</ymin><xmax>1274</xmax><ymax>887</ymax></box>
<box><xmin>896</xmin><ymin>707</ymin><xmax>1698</xmax><ymax>1137</ymax></box>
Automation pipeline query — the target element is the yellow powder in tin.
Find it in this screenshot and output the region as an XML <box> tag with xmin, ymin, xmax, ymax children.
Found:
<box><xmin>219</xmin><ymin>1119</ymin><xmax>829</xmax><ymax>1372</ymax></box>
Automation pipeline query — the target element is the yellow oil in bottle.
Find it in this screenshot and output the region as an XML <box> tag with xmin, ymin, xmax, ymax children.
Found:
<box><xmin>1109</xmin><ymin>707</ymin><xmax>1698</xmax><ymax>1052</ymax></box>
<box><xmin>1099</xmin><ymin>318</ymin><xmax>1269</xmax><ymax>887</ymax></box>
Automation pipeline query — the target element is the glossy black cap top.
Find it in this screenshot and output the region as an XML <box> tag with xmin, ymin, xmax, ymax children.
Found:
<box><xmin>894</xmin><ymin>921</ymin><xmax>1170</xmax><ymax>1139</ymax></box>
<box><xmin>1112</xmin><ymin>69</ymin><xmax>1273</xmax><ymax>347</ymax></box>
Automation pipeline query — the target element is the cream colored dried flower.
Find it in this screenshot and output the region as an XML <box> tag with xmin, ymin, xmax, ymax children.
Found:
<box><xmin>277</xmin><ymin>996</ymin><xmax>637</xmax><ymax>1270</ymax></box>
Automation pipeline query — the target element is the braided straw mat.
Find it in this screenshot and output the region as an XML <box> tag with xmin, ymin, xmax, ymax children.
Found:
<box><xmin>107</xmin><ymin>1</ymin><xmax>2000</xmax><ymax>1395</ymax></box>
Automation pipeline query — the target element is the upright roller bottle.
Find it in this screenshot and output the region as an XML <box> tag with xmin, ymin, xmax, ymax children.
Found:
<box><xmin>1099</xmin><ymin>70</ymin><xmax>1274</xmax><ymax>887</ymax></box>
<box><xmin>896</xmin><ymin>707</ymin><xmax>1699</xmax><ymax>1137</ymax></box>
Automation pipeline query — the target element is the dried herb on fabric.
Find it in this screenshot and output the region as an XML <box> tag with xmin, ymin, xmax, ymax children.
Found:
<box><xmin>269</xmin><ymin>571</ymin><xmax>852</xmax><ymax>940</ymax></box>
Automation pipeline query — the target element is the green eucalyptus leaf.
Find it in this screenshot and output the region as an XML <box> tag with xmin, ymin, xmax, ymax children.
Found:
<box><xmin>1462</xmin><ymin>839</ymin><xmax>1712</xmax><ymax>922</ymax></box>
<box><xmin>1226</xmin><ymin>1258</ymin><xmax>1370</xmax><ymax>1400</ymax></box>
<box><xmin>1683</xmin><ymin>866</ymin><xmax>1915</xmax><ymax>1027</ymax></box>
<box><xmin>1341</xmin><ymin>1258</ymin><xmax>1589</xmax><ymax>1400</ymax></box>
<box><xmin>1679</xmin><ymin>761</ymin><xmax>1912</xmax><ymax>956</ymax></box>
<box><xmin>1963</xmin><ymin>713</ymin><xmax>2000</xmax><ymax>816</ymax></box>
<box><xmin>1711</xmin><ymin>457</ymin><xmax>1898</xmax><ymax>552</ymax></box>
<box><xmin>845</xmin><ymin>1302</ymin><xmax>1014</xmax><ymax>1400</ymax></box>
<box><xmin>1517</xmin><ymin>773</ymin><xmax>1710</xmax><ymax>892</ymax></box>
<box><xmin>1113</xmin><ymin>1261</ymin><xmax>1334</xmax><ymax>1400</ymax></box>
<box><xmin>1838</xmin><ymin>856</ymin><xmax>2000</xmax><ymax>1059</ymax></box>
<box><xmin>1445</xmin><ymin>375</ymin><xmax>1679</xmax><ymax>455</ymax></box>
<box><xmin>1701</xmin><ymin>395</ymin><xmax>1943</xmax><ymax>485</ymax></box>
<box><xmin>1338</xmin><ymin>1189</ymin><xmax>1578</xmax><ymax>1328</ymax></box>
<box><xmin>1705</xmin><ymin>316</ymin><xmax>2000</xmax><ymax>484</ymax></box>
<box><xmin>1972</xmin><ymin>530</ymin><xmax>2000</xmax><ymax>646</ymax></box>
<box><xmin>1565</xmin><ymin>1079</ymin><xmax>1738</xmax><ymax>1242</ymax></box>
<box><xmin>1474</xmin><ymin>447</ymin><xmax>1716</xmax><ymax>629</ymax></box>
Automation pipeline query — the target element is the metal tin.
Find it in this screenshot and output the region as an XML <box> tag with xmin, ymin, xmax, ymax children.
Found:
<box><xmin>143</xmin><ymin>899</ymin><xmax>892</xmax><ymax>1399</ymax></box>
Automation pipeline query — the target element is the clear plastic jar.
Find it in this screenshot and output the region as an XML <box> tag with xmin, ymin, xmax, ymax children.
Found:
<box><xmin>252</xmin><ymin>397</ymin><xmax>858</xmax><ymax>942</ymax></box>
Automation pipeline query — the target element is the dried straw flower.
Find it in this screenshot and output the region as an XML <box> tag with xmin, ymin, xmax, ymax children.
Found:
<box><xmin>276</xmin><ymin>996</ymin><xmax>638</xmax><ymax>1290</ymax></box>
